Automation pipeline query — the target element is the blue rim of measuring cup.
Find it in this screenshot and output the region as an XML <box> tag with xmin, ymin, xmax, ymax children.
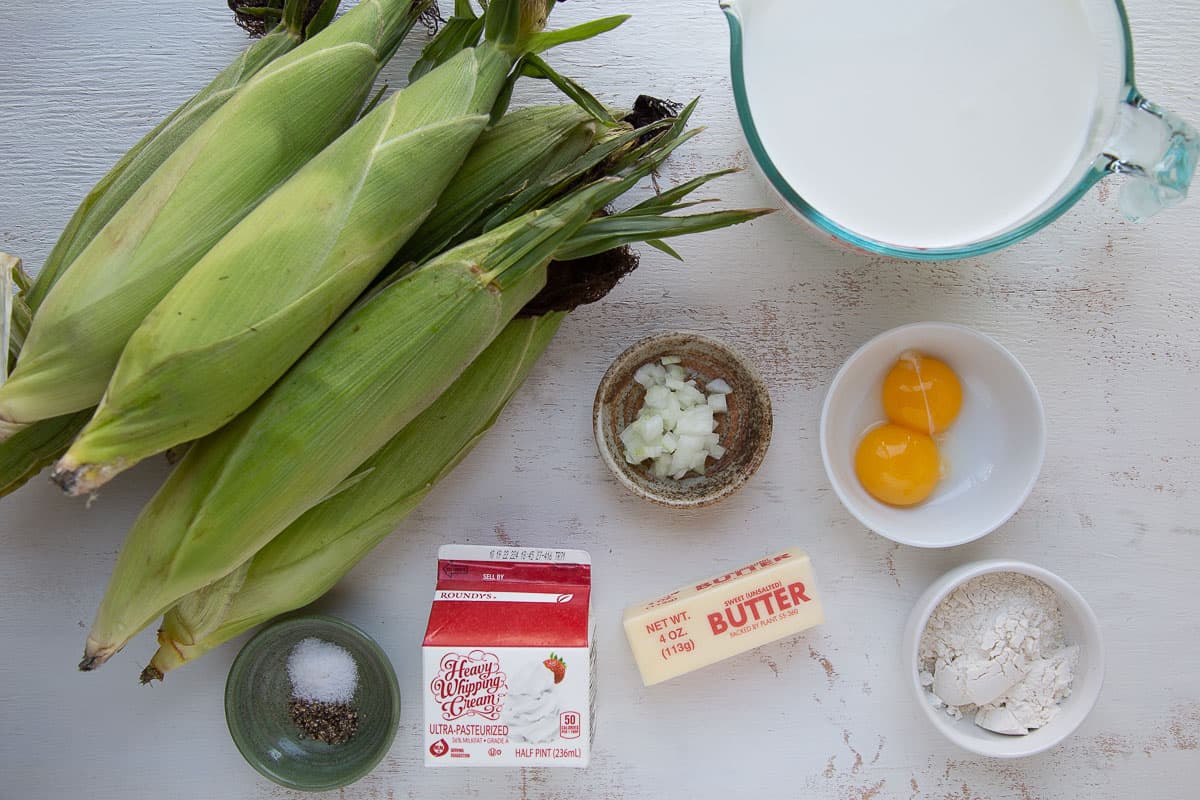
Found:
<box><xmin>720</xmin><ymin>0</ymin><xmax>1138</xmax><ymax>261</ymax></box>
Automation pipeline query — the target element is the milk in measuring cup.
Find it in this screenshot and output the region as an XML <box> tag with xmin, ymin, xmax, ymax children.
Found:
<box><xmin>741</xmin><ymin>0</ymin><xmax>1103</xmax><ymax>248</ymax></box>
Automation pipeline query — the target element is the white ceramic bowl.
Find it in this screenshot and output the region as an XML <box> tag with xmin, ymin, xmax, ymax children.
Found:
<box><xmin>902</xmin><ymin>560</ymin><xmax>1104</xmax><ymax>758</ymax></box>
<box><xmin>820</xmin><ymin>322</ymin><xmax>1045</xmax><ymax>548</ymax></box>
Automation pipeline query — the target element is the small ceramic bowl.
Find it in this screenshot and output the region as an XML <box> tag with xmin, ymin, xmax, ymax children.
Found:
<box><xmin>902</xmin><ymin>560</ymin><xmax>1104</xmax><ymax>758</ymax></box>
<box><xmin>593</xmin><ymin>331</ymin><xmax>772</xmax><ymax>508</ymax></box>
<box><xmin>820</xmin><ymin>322</ymin><xmax>1045</xmax><ymax>547</ymax></box>
<box><xmin>225</xmin><ymin>615</ymin><xmax>400</xmax><ymax>792</ymax></box>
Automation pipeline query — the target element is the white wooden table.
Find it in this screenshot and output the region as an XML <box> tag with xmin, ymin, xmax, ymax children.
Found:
<box><xmin>2</xmin><ymin>1</ymin><xmax>1199</xmax><ymax>797</ymax></box>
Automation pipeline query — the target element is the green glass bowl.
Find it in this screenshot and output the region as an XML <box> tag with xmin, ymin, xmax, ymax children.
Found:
<box><xmin>224</xmin><ymin>614</ymin><xmax>401</xmax><ymax>792</ymax></box>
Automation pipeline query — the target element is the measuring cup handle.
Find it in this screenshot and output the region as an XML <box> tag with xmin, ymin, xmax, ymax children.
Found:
<box><xmin>1105</xmin><ymin>92</ymin><xmax>1199</xmax><ymax>222</ymax></box>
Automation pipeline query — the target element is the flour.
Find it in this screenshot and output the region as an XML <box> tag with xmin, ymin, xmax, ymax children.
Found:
<box><xmin>918</xmin><ymin>572</ymin><xmax>1077</xmax><ymax>735</ymax></box>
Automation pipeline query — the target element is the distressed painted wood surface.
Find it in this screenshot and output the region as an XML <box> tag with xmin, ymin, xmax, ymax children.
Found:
<box><xmin>2</xmin><ymin>1</ymin><xmax>1199</xmax><ymax>797</ymax></box>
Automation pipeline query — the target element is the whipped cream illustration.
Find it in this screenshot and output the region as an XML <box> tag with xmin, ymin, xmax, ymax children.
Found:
<box><xmin>503</xmin><ymin>657</ymin><xmax>563</xmax><ymax>744</ymax></box>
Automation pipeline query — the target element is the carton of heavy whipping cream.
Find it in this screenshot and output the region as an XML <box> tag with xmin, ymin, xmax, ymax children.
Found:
<box><xmin>623</xmin><ymin>546</ymin><xmax>824</xmax><ymax>685</ymax></box>
<box><xmin>423</xmin><ymin>545</ymin><xmax>594</xmax><ymax>768</ymax></box>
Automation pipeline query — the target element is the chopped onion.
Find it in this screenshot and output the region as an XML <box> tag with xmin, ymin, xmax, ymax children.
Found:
<box><xmin>618</xmin><ymin>355</ymin><xmax>732</xmax><ymax>478</ymax></box>
<box><xmin>676</xmin><ymin>406</ymin><xmax>714</xmax><ymax>436</ymax></box>
<box><xmin>644</xmin><ymin>384</ymin><xmax>671</xmax><ymax>408</ymax></box>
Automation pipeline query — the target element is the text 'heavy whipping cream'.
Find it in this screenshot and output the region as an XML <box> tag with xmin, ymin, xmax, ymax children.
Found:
<box><xmin>739</xmin><ymin>0</ymin><xmax>1102</xmax><ymax>248</ymax></box>
<box><xmin>422</xmin><ymin>545</ymin><xmax>594</xmax><ymax>768</ymax></box>
<box><xmin>623</xmin><ymin>547</ymin><xmax>824</xmax><ymax>685</ymax></box>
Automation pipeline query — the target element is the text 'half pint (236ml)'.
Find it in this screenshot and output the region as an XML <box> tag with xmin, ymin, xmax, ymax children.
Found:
<box><xmin>623</xmin><ymin>546</ymin><xmax>824</xmax><ymax>686</ymax></box>
<box><xmin>423</xmin><ymin>545</ymin><xmax>594</xmax><ymax>768</ymax></box>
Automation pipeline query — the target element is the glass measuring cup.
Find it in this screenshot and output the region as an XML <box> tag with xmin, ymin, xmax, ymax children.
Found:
<box><xmin>721</xmin><ymin>0</ymin><xmax>1198</xmax><ymax>260</ymax></box>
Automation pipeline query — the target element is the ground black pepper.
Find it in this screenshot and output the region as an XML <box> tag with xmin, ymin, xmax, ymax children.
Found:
<box><xmin>287</xmin><ymin>698</ymin><xmax>359</xmax><ymax>745</ymax></box>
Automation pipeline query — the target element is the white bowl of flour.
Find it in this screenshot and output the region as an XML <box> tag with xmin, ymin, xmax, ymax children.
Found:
<box><xmin>902</xmin><ymin>560</ymin><xmax>1104</xmax><ymax>758</ymax></box>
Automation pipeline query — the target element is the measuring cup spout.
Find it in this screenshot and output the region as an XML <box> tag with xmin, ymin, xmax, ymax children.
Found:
<box><xmin>1106</xmin><ymin>92</ymin><xmax>1199</xmax><ymax>222</ymax></box>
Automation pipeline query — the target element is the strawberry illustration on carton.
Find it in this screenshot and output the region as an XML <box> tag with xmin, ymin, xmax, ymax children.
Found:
<box><xmin>423</xmin><ymin>545</ymin><xmax>594</xmax><ymax>768</ymax></box>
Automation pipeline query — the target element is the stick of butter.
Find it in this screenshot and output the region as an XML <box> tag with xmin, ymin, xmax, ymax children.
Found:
<box><xmin>623</xmin><ymin>547</ymin><xmax>824</xmax><ymax>686</ymax></box>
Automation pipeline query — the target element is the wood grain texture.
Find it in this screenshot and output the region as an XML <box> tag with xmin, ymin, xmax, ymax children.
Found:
<box><xmin>2</xmin><ymin>1</ymin><xmax>1199</xmax><ymax>797</ymax></box>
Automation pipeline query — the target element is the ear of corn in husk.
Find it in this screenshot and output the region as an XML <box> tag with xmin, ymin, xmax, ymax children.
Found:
<box><xmin>142</xmin><ymin>313</ymin><xmax>563</xmax><ymax>680</ymax></box>
<box><xmin>79</xmin><ymin>173</ymin><xmax>629</xmax><ymax>670</ymax></box>
<box><xmin>0</xmin><ymin>0</ymin><xmax>433</xmax><ymax>438</ymax></box>
<box><xmin>53</xmin><ymin>70</ymin><xmax>497</xmax><ymax>491</ymax></box>
<box><xmin>393</xmin><ymin>103</ymin><xmax>606</xmax><ymax>267</ymax></box>
<box><xmin>0</xmin><ymin>3</ymin><xmax>342</xmax><ymax>495</ymax></box>
<box><xmin>21</xmin><ymin>0</ymin><xmax>343</xmax><ymax>318</ymax></box>
<box><xmin>82</xmin><ymin>125</ymin><xmax>769</xmax><ymax>670</ymax></box>
<box><xmin>0</xmin><ymin>101</ymin><xmax>602</xmax><ymax>500</ymax></box>
<box><xmin>373</xmin><ymin>104</ymin><xmax>686</xmax><ymax>288</ymax></box>
<box><xmin>478</xmin><ymin>110</ymin><xmax>692</xmax><ymax>235</ymax></box>
<box><xmin>0</xmin><ymin>253</ymin><xmax>81</xmax><ymax>497</ymax></box>
<box><xmin>371</xmin><ymin>2</ymin><xmax>630</xmax><ymax>270</ymax></box>
<box><xmin>53</xmin><ymin>2</ymin><xmax>629</xmax><ymax>494</ymax></box>
<box><xmin>0</xmin><ymin>412</ymin><xmax>92</xmax><ymax>498</ymax></box>
<box><xmin>466</xmin><ymin>100</ymin><xmax>775</xmax><ymax>261</ymax></box>
<box><xmin>132</xmin><ymin>99</ymin><xmax>704</xmax><ymax>671</ymax></box>
<box><xmin>143</xmin><ymin>561</ymin><xmax>253</xmax><ymax>681</ymax></box>
<box><xmin>142</xmin><ymin>162</ymin><xmax>769</xmax><ymax>678</ymax></box>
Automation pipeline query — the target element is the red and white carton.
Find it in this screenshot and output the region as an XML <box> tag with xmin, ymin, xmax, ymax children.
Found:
<box><xmin>422</xmin><ymin>545</ymin><xmax>594</xmax><ymax>768</ymax></box>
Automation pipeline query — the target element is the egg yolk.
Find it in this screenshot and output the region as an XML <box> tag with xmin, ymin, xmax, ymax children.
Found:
<box><xmin>882</xmin><ymin>352</ymin><xmax>962</xmax><ymax>435</ymax></box>
<box><xmin>855</xmin><ymin>423</ymin><xmax>941</xmax><ymax>507</ymax></box>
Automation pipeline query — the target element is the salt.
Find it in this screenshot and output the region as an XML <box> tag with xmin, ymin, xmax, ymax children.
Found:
<box><xmin>286</xmin><ymin>637</ymin><xmax>358</xmax><ymax>704</ymax></box>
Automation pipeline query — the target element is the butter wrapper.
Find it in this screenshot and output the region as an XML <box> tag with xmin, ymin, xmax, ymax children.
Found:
<box><xmin>623</xmin><ymin>547</ymin><xmax>824</xmax><ymax>685</ymax></box>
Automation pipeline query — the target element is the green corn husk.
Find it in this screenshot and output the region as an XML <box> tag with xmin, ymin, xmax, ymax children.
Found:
<box><xmin>79</xmin><ymin>176</ymin><xmax>622</xmax><ymax>669</ymax></box>
<box><xmin>372</xmin><ymin>104</ymin><xmax>686</xmax><ymax>287</ymax></box>
<box><xmin>408</xmin><ymin>0</ymin><xmax>484</xmax><ymax>83</ymax></box>
<box><xmin>394</xmin><ymin>103</ymin><xmax>605</xmax><ymax>266</ymax></box>
<box><xmin>3</xmin><ymin>254</ymin><xmax>32</xmax><ymax>372</ymax></box>
<box><xmin>0</xmin><ymin>2</ymin><xmax>342</xmax><ymax>498</ymax></box>
<box><xmin>141</xmin><ymin>198</ymin><xmax>771</xmax><ymax>678</ymax></box>
<box><xmin>0</xmin><ymin>93</ymin><xmax>649</xmax><ymax>499</ymax></box>
<box><xmin>2</xmin><ymin>254</ymin><xmax>23</xmax><ymax>378</ymax></box>
<box><xmin>141</xmin><ymin>313</ymin><xmax>562</xmax><ymax>680</ymax></box>
<box><xmin>81</xmin><ymin>115</ymin><xmax>770</xmax><ymax>669</ymax></box>
<box><xmin>230</xmin><ymin>0</ymin><xmax>340</xmax><ymax>37</ymax></box>
<box><xmin>137</xmin><ymin>119</ymin><xmax>770</xmax><ymax>680</ymax></box>
<box><xmin>20</xmin><ymin>0</ymin><xmax>342</xmax><ymax>321</ymax></box>
<box><xmin>142</xmin><ymin>208</ymin><xmax>770</xmax><ymax>678</ymax></box>
<box><xmin>53</xmin><ymin>0</ymin><xmax>613</xmax><ymax>494</ymax></box>
<box><xmin>0</xmin><ymin>412</ymin><xmax>92</xmax><ymax>497</ymax></box>
<box><xmin>0</xmin><ymin>255</ymin><xmax>86</xmax><ymax>493</ymax></box>
<box><xmin>0</xmin><ymin>0</ymin><xmax>433</xmax><ymax>439</ymax></box>
<box><xmin>0</xmin><ymin>103</ymin><xmax>602</xmax><ymax>500</ymax></box>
